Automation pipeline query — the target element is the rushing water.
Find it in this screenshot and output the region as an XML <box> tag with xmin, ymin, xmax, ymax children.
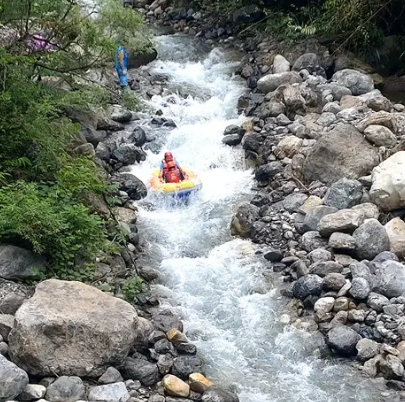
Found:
<box><xmin>130</xmin><ymin>35</ymin><xmax>396</xmax><ymax>402</ymax></box>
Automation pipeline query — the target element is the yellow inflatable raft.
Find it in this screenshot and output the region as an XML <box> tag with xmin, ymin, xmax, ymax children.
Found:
<box><xmin>149</xmin><ymin>168</ymin><xmax>202</xmax><ymax>198</ymax></box>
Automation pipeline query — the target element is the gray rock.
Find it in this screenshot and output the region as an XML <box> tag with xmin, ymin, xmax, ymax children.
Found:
<box><xmin>323</xmin><ymin>178</ymin><xmax>363</xmax><ymax>210</ymax></box>
<box><xmin>222</xmin><ymin>134</ymin><xmax>242</xmax><ymax>146</ymax></box>
<box><xmin>157</xmin><ymin>353</ymin><xmax>173</xmax><ymax>376</ymax></box>
<box><xmin>120</xmin><ymin>358</ymin><xmax>159</xmax><ymax>386</ymax></box>
<box><xmin>202</xmin><ymin>386</ymin><xmax>239</xmax><ymax>402</ymax></box>
<box><xmin>302</xmin><ymin>206</ymin><xmax>338</xmax><ymax>232</ymax></box>
<box><xmin>318</xmin><ymin>209</ymin><xmax>363</xmax><ymax>237</ymax></box>
<box><xmin>110</xmin><ymin>105</ymin><xmax>132</xmax><ymax>123</ymax></box>
<box><xmin>255</xmin><ymin>162</ymin><xmax>284</xmax><ymax>181</ymax></box>
<box><xmin>303</xmin><ymin>124</ymin><xmax>379</xmax><ymax>185</ymax></box>
<box><xmin>292</xmin><ymin>53</ymin><xmax>323</xmax><ymax>76</ymax></box>
<box><xmin>367</xmin><ymin>292</ymin><xmax>390</xmax><ymax>312</ymax></box>
<box><xmin>98</xmin><ymin>366</ymin><xmax>123</xmax><ymax>384</ymax></box>
<box><xmin>366</xmin><ymin>96</ymin><xmax>392</xmax><ymax>112</ymax></box>
<box><xmin>273</xmin><ymin>55</ymin><xmax>290</xmax><ymax>73</ymax></box>
<box><xmin>18</xmin><ymin>384</ymin><xmax>47</xmax><ymax>400</ymax></box>
<box><xmin>0</xmin><ymin>354</ymin><xmax>28</xmax><ymax>401</ymax></box>
<box><xmin>45</xmin><ymin>376</ymin><xmax>85</xmax><ymax>402</ymax></box>
<box><xmin>364</xmin><ymin>125</ymin><xmax>397</xmax><ymax>148</ymax></box>
<box><xmin>350</xmin><ymin>261</ymin><xmax>373</xmax><ymax>284</ymax></box>
<box><xmin>282</xmin><ymin>193</ymin><xmax>308</xmax><ymax>213</ymax></box>
<box><xmin>310</xmin><ymin>261</ymin><xmax>343</xmax><ymax>277</ymax></box>
<box><xmin>111</xmin><ymin>173</ymin><xmax>147</xmax><ymax>201</ymax></box>
<box><xmin>88</xmin><ymin>382</ymin><xmax>130</xmax><ymax>402</ymax></box>
<box><xmin>257</xmin><ymin>72</ymin><xmax>302</xmax><ymax>93</ymax></box>
<box><xmin>379</xmin><ymin>356</ymin><xmax>404</xmax><ymax>380</ymax></box>
<box><xmin>0</xmin><ymin>279</ymin><xmax>32</xmax><ymax>315</ymax></box>
<box><xmin>319</xmin><ymin>83</ymin><xmax>352</xmax><ymax>100</ymax></box>
<box><xmin>350</xmin><ymin>277</ymin><xmax>371</xmax><ymax>300</ymax></box>
<box><xmin>172</xmin><ymin>355</ymin><xmax>203</xmax><ymax>380</ymax></box>
<box><xmin>323</xmin><ymin>273</ymin><xmax>347</xmax><ymax>291</ymax></box>
<box><xmin>257</xmin><ymin>101</ymin><xmax>286</xmax><ymax>118</ymax></box>
<box><xmin>292</xmin><ymin>274</ymin><xmax>323</xmax><ymax>300</ymax></box>
<box><xmin>333</xmin><ymin>296</ymin><xmax>350</xmax><ymax>311</ymax></box>
<box><xmin>128</xmin><ymin>126</ymin><xmax>147</xmax><ymax>147</ymax></box>
<box><xmin>112</xmin><ymin>144</ymin><xmax>146</xmax><ymax>165</ymax></box>
<box><xmin>377</xmin><ymin>260</ymin><xmax>405</xmax><ymax>298</ymax></box>
<box><xmin>0</xmin><ymin>314</ymin><xmax>14</xmax><ymax>341</ymax></box>
<box><xmin>152</xmin><ymin>310</ymin><xmax>183</xmax><ymax>333</ymax></box>
<box><xmin>230</xmin><ymin>203</ymin><xmax>260</xmax><ymax>238</ymax></box>
<box><xmin>373</xmin><ymin>251</ymin><xmax>398</xmax><ymax>263</ymax></box>
<box><xmin>356</xmin><ymin>339</ymin><xmax>379</xmax><ymax>362</ymax></box>
<box><xmin>223</xmin><ymin>125</ymin><xmax>245</xmax><ymax>136</ymax></box>
<box><xmin>300</xmin><ymin>231</ymin><xmax>328</xmax><ymax>252</ymax></box>
<box><xmin>326</xmin><ymin>326</ymin><xmax>361</xmax><ymax>356</ymax></box>
<box><xmin>308</xmin><ymin>248</ymin><xmax>332</xmax><ymax>263</ymax></box>
<box><xmin>322</xmin><ymin>102</ymin><xmax>341</xmax><ymax>114</ymax></box>
<box><xmin>0</xmin><ymin>245</ymin><xmax>46</xmax><ymax>280</ymax></box>
<box><xmin>328</xmin><ymin>232</ymin><xmax>356</xmax><ymax>250</ymax></box>
<box><xmin>263</xmin><ymin>249</ymin><xmax>283</xmax><ymax>262</ymax></box>
<box><xmin>332</xmin><ymin>69</ymin><xmax>374</xmax><ymax>95</ymax></box>
<box><xmin>353</xmin><ymin>219</ymin><xmax>390</xmax><ymax>260</ymax></box>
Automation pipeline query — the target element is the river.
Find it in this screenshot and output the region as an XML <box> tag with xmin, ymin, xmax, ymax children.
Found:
<box><xmin>130</xmin><ymin>34</ymin><xmax>396</xmax><ymax>402</ymax></box>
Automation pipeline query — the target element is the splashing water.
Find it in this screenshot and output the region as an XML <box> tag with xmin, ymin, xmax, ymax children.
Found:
<box><xmin>131</xmin><ymin>35</ymin><xmax>394</xmax><ymax>402</ymax></box>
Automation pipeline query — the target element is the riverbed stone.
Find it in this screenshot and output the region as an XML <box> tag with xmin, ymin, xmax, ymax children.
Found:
<box><xmin>162</xmin><ymin>374</ymin><xmax>190</xmax><ymax>397</ymax></box>
<box><xmin>303</xmin><ymin>124</ymin><xmax>379</xmax><ymax>185</ymax></box>
<box><xmin>189</xmin><ymin>373</ymin><xmax>214</xmax><ymax>393</ymax></box>
<box><xmin>302</xmin><ymin>206</ymin><xmax>338</xmax><ymax>232</ymax></box>
<box><xmin>332</xmin><ymin>69</ymin><xmax>374</xmax><ymax>95</ymax></box>
<box><xmin>98</xmin><ymin>367</ymin><xmax>123</xmax><ymax>384</ymax></box>
<box><xmin>326</xmin><ymin>326</ymin><xmax>361</xmax><ymax>356</ymax></box>
<box><xmin>367</xmin><ymin>292</ymin><xmax>390</xmax><ymax>312</ymax></box>
<box><xmin>18</xmin><ymin>384</ymin><xmax>47</xmax><ymax>400</ymax></box>
<box><xmin>202</xmin><ymin>386</ymin><xmax>239</xmax><ymax>402</ymax></box>
<box><xmin>282</xmin><ymin>193</ymin><xmax>308</xmax><ymax>213</ymax></box>
<box><xmin>0</xmin><ymin>354</ymin><xmax>28</xmax><ymax>402</ymax></box>
<box><xmin>292</xmin><ymin>274</ymin><xmax>323</xmax><ymax>300</ymax></box>
<box><xmin>8</xmin><ymin>279</ymin><xmax>140</xmax><ymax>377</ymax></box>
<box><xmin>328</xmin><ymin>232</ymin><xmax>356</xmax><ymax>250</ymax></box>
<box><xmin>273</xmin><ymin>55</ymin><xmax>290</xmax><ymax>73</ymax></box>
<box><xmin>334</xmin><ymin>297</ymin><xmax>350</xmax><ymax>311</ymax></box>
<box><xmin>300</xmin><ymin>231</ymin><xmax>328</xmax><ymax>252</ymax></box>
<box><xmin>257</xmin><ymin>72</ymin><xmax>302</xmax><ymax>93</ymax></box>
<box><xmin>376</xmin><ymin>260</ymin><xmax>405</xmax><ymax>298</ymax></box>
<box><xmin>88</xmin><ymin>382</ymin><xmax>130</xmax><ymax>402</ymax></box>
<box><xmin>364</xmin><ymin>125</ymin><xmax>397</xmax><ymax>148</ymax></box>
<box><xmin>172</xmin><ymin>356</ymin><xmax>203</xmax><ymax>380</ymax></box>
<box><xmin>379</xmin><ymin>355</ymin><xmax>404</xmax><ymax>380</ymax></box>
<box><xmin>310</xmin><ymin>261</ymin><xmax>343</xmax><ymax>277</ymax></box>
<box><xmin>356</xmin><ymin>339</ymin><xmax>380</xmax><ymax>362</ymax></box>
<box><xmin>385</xmin><ymin>217</ymin><xmax>405</xmax><ymax>257</ymax></box>
<box><xmin>352</xmin><ymin>219</ymin><xmax>390</xmax><ymax>260</ymax></box>
<box><xmin>0</xmin><ymin>245</ymin><xmax>46</xmax><ymax>280</ymax></box>
<box><xmin>324</xmin><ymin>273</ymin><xmax>347</xmax><ymax>291</ymax></box>
<box><xmin>323</xmin><ymin>178</ymin><xmax>363</xmax><ymax>210</ymax></box>
<box><xmin>231</xmin><ymin>203</ymin><xmax>259</xmax><ymax>238</ymax></box>
<box><xmin>120</xmin><ymin>357</ymin><xmax>159</xmax><ymax>386</ymax></box>
<box><xmin>350</xmin><ymin>277</ymin><xmax>371</xmax><ymax>300</ymax></box>
<box><xmin>45</xmin><ymin>376</ymin><xmax>85</xmax><ymax>402</ymax></box>
<box><xmin>318</xmin><ymin>209</ymin><xmax>363</xmax><ymax>237</ymax></box>
<box><xmin>314</xmin><ymin>297</ymin><xmax>335</xmax><ymax>314</ymax></box>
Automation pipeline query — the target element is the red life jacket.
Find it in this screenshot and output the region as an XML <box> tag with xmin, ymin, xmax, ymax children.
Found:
<box><xmin>165</xmin><ymin>169</ymin><xmax>180</xmax><ymax>183</ymax></box>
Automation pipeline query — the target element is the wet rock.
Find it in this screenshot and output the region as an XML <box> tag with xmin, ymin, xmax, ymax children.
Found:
<box><xmin>120</xmin><ymin>358</ymin><xmax>159</xmax><ymax>386</ymax></box>
<box><xmin>263</xmin><ymin>248</ymin><xmax>283</xmax><ymax>262</ymax></box>
<box><xmin>273</xmin><ymin>55</ymin><xmax>290</xmax><ymax>73</ymax></box>
<box><xmin>328</xmin><ymin>232</ymin><xmax>356</xmax><ymax>250</ymax></box>
<box><xmin>162</xmin><ymin>374</ymin><xmax>190</xmax><ymax>397</ymax></box>
<box><xmin>172</xmin><ymin>356</ymin><xmax>203</xmax><ymax>380</ymax></box>
<box><xmin>292</xmin><ymin>274</ymin><xmax>323</xmax><ymax>300</ymax></box>
<box><xmin>9</xmin><ymin>280</ymin><xmax>140</xmax><ymax>377</ymax></box>
<box><xmin>332</xmin><ymin>69</ymin><xmax>374</xmax><ymax>95</ymax></box>
<box><xmin>189</xmin><ymin>373</ymin><xmax>213</xmax><ymax>393</ymax></box>
<box><xmin>98</xmin><ymin>367</ymin><xmax>123</xmax><ymax>384</ymax></box>
<box><xmin>223</xmin><ymin>125</ymin><xmax>245</xmax><ymax>136</ymax></box>
<box><xmin>222</xmin><ymin>134</ymin><xmax>242</xmax><ymax>146</ymax></box>
<box><xmin>111</xmin><ymin>173</ymin><xmax>147</xmax><ymax>201</ymax></box>
<box><xmin>352</xmin><ymin>219</ymin><xmax>390</xmax><ymax>260</ymax></box>
<box><xmin>128</xmin><ymin>126</ymin><xmax>147</xmax><ymax>147</ymax></box>
<box><xmin>323</xmin><ymin>273</ymin><xmax>347</xmax><ymax>291</ymax></box>
<box><xmin>0</xmin><ymin>245</ymin><xmax>46</xmax><ymax>280</ymax></box>
<box><xmin>370</xmin><ymin>152</ymin><xmax>405</xmax><ymax>211</ymax></box>
<box><xmin>350</xmin><ymin>277</ymin><xmax>371</xmax><ymax>300</ymax></box>
<box><xmin>202</xmin><ymin>386</ymin><xmax>239</xmax><ymax>402</ymax></box>
<box><xmin>45</xmin><ymin>376</ymin><xmax>85</xmax><ymax>402</ymax></box>
<box><xmin>385</xmin><ymin>217</ymin><xmax>405</xmax><ymax>257</ymax></box>
<box><xmin>364</xmin><ymin>125</ymin><xmax>397</xmax><ymax>148</ymax></box>
<box><xmin>257</xmin><ymin>72</ymin><xmax>302</xmax><ymax>94</ymax></box>
<box><xmin>376</xmin><ymin>260</ymin><xmax>405</xmax><ymax>298</ymax></box>
<box><xmin>153</xmin><ymin>310</ymin><xmax>183</xmax><ymax>333</ymax></box>
<box><xmin>230</xmin><ymin>203</ymin><xmax>259</xmax><ymax>238</ymax></box>
<box><xmin>302</xmin><ymin>206</ymin><xmax>338</xmax><ymax>232</ymax></box>
<box><xmin>0</xmin><ymin>354</ymin><xmax>28</xmax><ymax>401</ymax></box>
<box><xmin>367</xmin><ymin>292</ymin><xmax>389</xmax><ymax>312</ymax></box>
<box><xmin>323</xmin><ymin>178</ymin><xmax>363</xmax><ymax>210</ymax></box>
<box><xmin>88</xmin><ymin>382</ymin><xmax>130</xmax><ymax>402</ymax></box>
<box><xmin>300</xmin><ymin>231</ymin><xmax>328</xmax><ymax>252</ymax></box>
<box><xmin>110</xmin><ymin>105</ymin><xmax>132</xmax><ymax>123</ymax></box>
<box><xmin>112</xmin><ymin>144</ymin><xmax>146</xmax><ymax>165</ymax></box>
<box><xmin>356</xmin><ymin>339</ymin><xmax>380</xmax><ymax>362</ymax></box>
<box><xmin>303</xmin><ymin>124</ymin><xmax>379</xmax><ymax>185</ymax></box>
<box><xmin>326</xmin><ymin>326</ymin><xmax>361</xmax><ymax>356</ymax></box>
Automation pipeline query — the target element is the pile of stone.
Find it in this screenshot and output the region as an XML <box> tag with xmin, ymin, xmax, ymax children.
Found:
<box><xmin>0</xmin><ymin>278</ymin><xmax>238</xmax><ymax>402</ymax></box>
<box><xmin>227</xmin><ymin>49</ymin><xmax>405</xmax><ymax>388</ymax></box>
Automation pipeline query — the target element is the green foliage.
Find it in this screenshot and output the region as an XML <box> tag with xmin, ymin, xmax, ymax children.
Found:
<box><xmin>122</xmin><ymin>276</ymin><xmax>145</xmax><ymax>302</ymax></box>
<box><xmin>0</xmin><ymin>181</ymin><xmax>106</xmax><ymax>268</ymax></box>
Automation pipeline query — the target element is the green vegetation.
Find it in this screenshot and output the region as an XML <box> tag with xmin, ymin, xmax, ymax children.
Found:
<box><xmin>122</xmin><ymin>276</ymin><xmax>145</xmax><ymax>302</ymax></box>
<box><xmin>0</xmin><ymin>0</ymin><xmax>149</xmax><ymax>274</ymax></box>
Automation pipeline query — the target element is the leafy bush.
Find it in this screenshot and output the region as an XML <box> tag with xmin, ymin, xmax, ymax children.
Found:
<box><xmin>122</xmin><ymin>277</ymin><xmax>145</xmax><ymax>302</ymax></box>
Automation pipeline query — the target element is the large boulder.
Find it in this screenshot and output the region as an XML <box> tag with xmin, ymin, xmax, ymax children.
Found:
<box><xmin>0</xmin><ymin>354</ymin><xmax>28</xmax><ymax>402</ymax></box>
<box><xmin>0</xmin><ymin>245</ymin><xmax>46</xmax><ymax>280</ymax></box>
<box><xmin>303</xmin><ymin>124</ymin><xmax>379</xmax><ymax>185</ymax></box>
<box><xmin>257</xmin><ymin>72</ymin><xmax>302</xmax><ymax>94</ymax></box>
<box><xmin>332</xmin><ymin>69</ymin><xmax>374</xmax><ymax>95</ymax></box>
<box><xmin>111</xmin><ymin>173</ymin><xmax>147</xmax><ymax>201</ymax></box>
<box><xmin>369</xmin><ymin>151</ymin><xmax>405</xmax><ymax>211</ymax></box>
<box><xmin>230</xmin><ymin>203</ymin><xmax>259</xmax><ymax>238</ymax></box>
<box><xmin>127</xmin><ymin>48</ymin><xmax>158</xmax><ymax>69</ymax></box>
<box><xmin>326</xmin><ymin>326</ymin><xmax>361</xmax><ymax>356</ymax></box>
<box><xmin>8</xmin><ymin>279</ymin><xmax>140</xmax><ymax>377</ymax></box>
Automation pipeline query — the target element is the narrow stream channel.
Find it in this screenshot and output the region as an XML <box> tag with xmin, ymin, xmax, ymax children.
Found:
<box><xmin>131</xmin><ymin>35</ymin><xmax>395</xmax><ymax>402</ymax></box>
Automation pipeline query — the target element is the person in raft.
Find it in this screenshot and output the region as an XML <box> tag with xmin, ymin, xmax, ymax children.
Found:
<box><xmin>115</xmin><ymin>45</ymin><xmax>129</xmax><ymax>89</ymax></box>
<box><xmin>159</xmin><ymin>152</ymin><xmax>188</xmax><ymax>183</ymax></box>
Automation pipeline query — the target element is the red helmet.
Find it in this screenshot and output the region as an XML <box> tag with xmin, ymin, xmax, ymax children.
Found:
<box><xmin>167</xmin><ymin>161</ymin><xmax>176</xmax><ymax>169</ymax></box>
<box><xmin>164</xmin><ymin>151</ymin><xmax>173</xmax><ymax>161</ymax></box>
